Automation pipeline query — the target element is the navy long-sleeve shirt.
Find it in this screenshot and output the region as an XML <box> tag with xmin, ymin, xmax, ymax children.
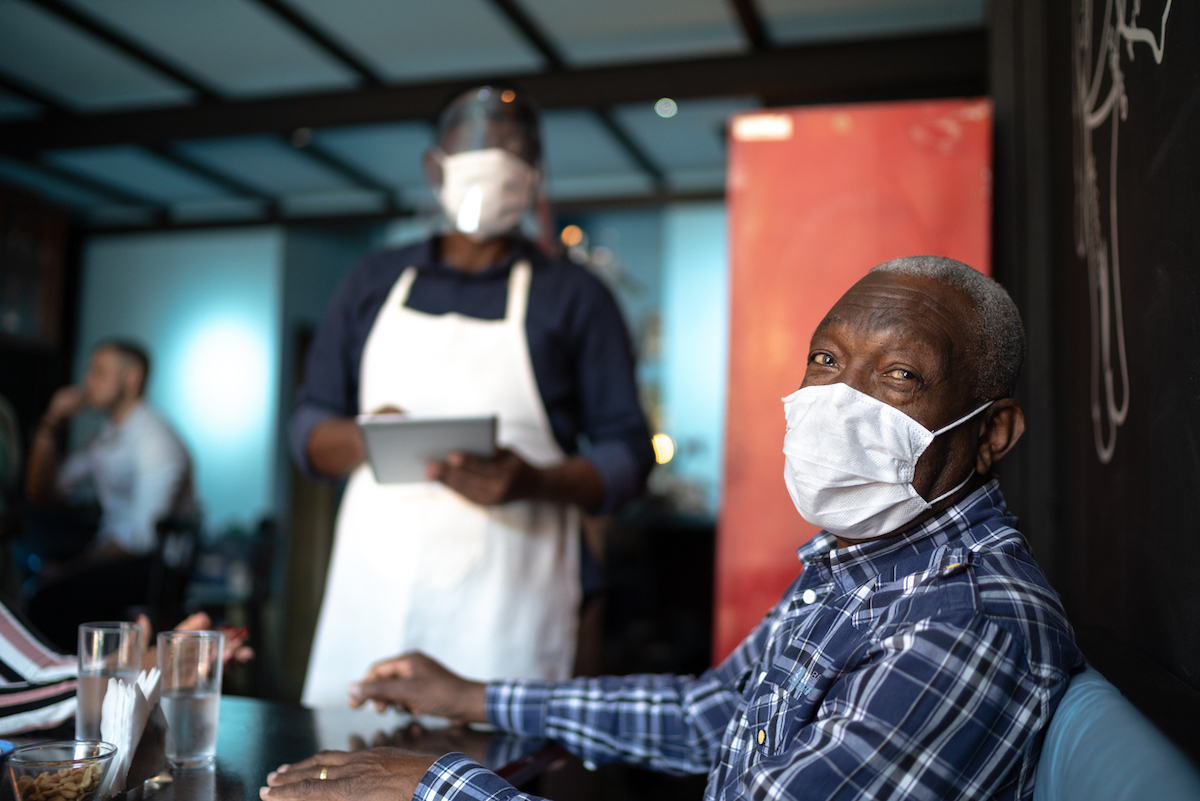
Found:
<box><xmin>289</xmin><ymin>237</ymin><xmax>654</xmax><ymax>514</ymax></box>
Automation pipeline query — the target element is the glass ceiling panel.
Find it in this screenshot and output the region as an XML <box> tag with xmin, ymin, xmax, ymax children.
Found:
<box><xmin>0</xmin><ymin>89</ymin><xmax>42</xmax><ymax>121</ymax></box>
<box><xmin>759</xmin><ymin>0</ymin><xmax>986</xmax><ymax>45</ymax></box>
<box><xmin>0</xmin><ymin>0</ymin><xmax>192</xmax><ymax>111</ymax></box>
<box><xmin>542</xmin><ymin>110</ymin><xmax>638</xmax><ymax>178</ymax></box>
<box><xmin>175</xmin><ymin>136</ymin><xmax>358</xmax><ymax>196</ymax></box>
<box><xmin>613</xmin><ymin>97</ymin><xmax>758</xmax><ymax>171</ymax></box>
<box><xmin>286</xmin><ymin>0</ymin><xmax>544</xmax><ymax>82</ymax></box>
<box><xmin>0</xmin><ymin>156</ymin><xmax>109</xmax><ymax>209</ymax></box>
<box><xmin>62</xmin><ymin>0</ymin><xmax>358</xmax><ymax>98</ymax></box>
<box><xmin>519</xmin><ymin>0</ymin><xmax>744</xmax><ymax>66</ymax></box>
<box><xmin>312</xmin><ymin>122</ymin><xmax>434</xmax><ymax>190</ymax></box>
<box><xmin>46</xmin><ymin>146</ymin><xmax>237</xmax><ymax>204</ymax></box>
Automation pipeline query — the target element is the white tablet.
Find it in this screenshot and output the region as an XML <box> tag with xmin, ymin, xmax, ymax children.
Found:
<box><xmin>357</xmin><ymin>413</ymin><xmax>497</xmax><ymax>484</ymax></box>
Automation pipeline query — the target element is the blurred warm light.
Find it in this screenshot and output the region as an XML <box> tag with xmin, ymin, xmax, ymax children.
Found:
<box><xmin>501</xmin><ymin>89</ymin><xmax>516</xmax><ymax>103</ymax></box>
<box><xmin>180</xmin><ymin>319</ymin><xmax>269</xmax><ymax>443</ymax></box>
<box><xmin>652</xmin><ymin>433</ymin><xmax>676</xmax><ymax>465</ymax></box>
<box><xmin>560</xmin><ymin>224</ymin><xmax>584</xmax><ymax>247</ymax></box>
<box><xmin>655</xmin><ymin>98</ymin><xmax>678</xmax><ymax>118</ymax></box>
<box><xmin>731</xmin><ymin>113</ymin><xmax>794</xmax><ymax>142</ymax></box>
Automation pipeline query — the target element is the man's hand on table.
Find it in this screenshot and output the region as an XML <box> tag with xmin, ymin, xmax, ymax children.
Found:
<box><xmin>262</xmin><ymin>748</ymin><xmax>436</xmax><ymax>801</ymax></box>
<box><xmin>348</xmin><ymin>652</ymin><xmax>487</xmax><ymax>724</ymax></box>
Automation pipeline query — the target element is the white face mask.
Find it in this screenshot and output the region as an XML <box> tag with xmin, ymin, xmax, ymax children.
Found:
<box><xmin>436</xmin><ymin>148</ymin><xmax>538</xmax><ymax>242</ymax></box>
<box><xmin>782</xmin><ymin>382</ymin><xmax>992</xmax><ymax>541</ymax></box>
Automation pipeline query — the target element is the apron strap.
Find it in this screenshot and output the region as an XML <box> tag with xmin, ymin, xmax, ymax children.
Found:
<box><xmin>505</xmin><ymin>261</ymin><xmax>532</xmax><ymax>325</ymax></box>
<box><xmin>394</xmin><ymin>267</ymin><xmax>418</xmax><ymax>307</ymax></box>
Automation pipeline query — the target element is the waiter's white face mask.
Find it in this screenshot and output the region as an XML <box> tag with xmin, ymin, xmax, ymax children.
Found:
<box><xmin>436</xmin><ymin>148</ymin><xmax>538</xmax><ymax>242</ymax></box>
<box><xmin>782</xmin><ymin>382</ymin><xmax>992</xmax><ymax>541</ymax></box>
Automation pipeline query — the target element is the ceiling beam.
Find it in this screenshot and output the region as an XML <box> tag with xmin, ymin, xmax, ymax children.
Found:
<box><xmin>727</xmin><ymin>0</ymin><xmax>772</xmax><ymax>52</ymax></box>
<box><xmin>23</xmin><ymin>0</ymin><xmax>220</xmax><ymax>100</ymax></box>
<box><xmin>248</xmin><ymin>0</ymin><xmax>384</xmax><ymax>86</ymax></box>
<box><xmin>485</xmin><ymin>0</ymin><xmax>566</xmax><ymax>69</ymax></box>
<box><xmin>0</xmin><ymin>29</ymin><xmax>986</xmax><ymax>156</ymax></box>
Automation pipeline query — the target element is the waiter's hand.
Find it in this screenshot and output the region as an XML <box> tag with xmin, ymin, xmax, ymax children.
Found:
<box><xmin>348</xmin><ymin>652</ymin><xmax>487</xmax><ymax>724</ymax></box>
<box><xmin>426</xmin><ymin>447</ymin><xmax>537</xmax><ymax>505</ymax></box>
<box><xmin>261</xmin><ymin>748</ymin><xmax>436</xmax><ymax>801</ymax></box>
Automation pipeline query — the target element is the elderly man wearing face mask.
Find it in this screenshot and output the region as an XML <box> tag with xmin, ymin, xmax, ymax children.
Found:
<box><xmin>265</xmin><ymin>256</ymin><xmax>1083</xmax><ymax>801</ymax></box>
<box><xmin>292</xmin><ymin>86</ymin><xmax>654</xmax><ymax>706</ymax></box>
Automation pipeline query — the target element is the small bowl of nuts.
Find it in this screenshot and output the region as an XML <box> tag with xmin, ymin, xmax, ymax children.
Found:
<box><xmin>8</xmin><ymin>741</ymin><xmax>116</xmax><ymax>801</ymax></box>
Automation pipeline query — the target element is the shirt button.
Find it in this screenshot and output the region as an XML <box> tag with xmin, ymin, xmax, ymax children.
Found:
<box><xmin>801</xmin><ymin>589</ymin><xmax>818</xmax><ymax>605</ymax></box>
<box><xmin>757</xmin><ymin>730</ymin><xmax>765</xmax><ymax>745</ymax></box>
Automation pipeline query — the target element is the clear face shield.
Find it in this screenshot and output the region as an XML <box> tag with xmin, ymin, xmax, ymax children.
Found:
<box><xmin>430</xmin><ymin>87</ymin><xmax>544</xmax><ymax>241</ymax></box>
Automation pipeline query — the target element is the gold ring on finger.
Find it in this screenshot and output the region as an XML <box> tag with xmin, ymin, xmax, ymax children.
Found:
<box><xmin>319</xmin><ymin>768</ymin><xmax>328</xmax><ymax>781</ymax></box>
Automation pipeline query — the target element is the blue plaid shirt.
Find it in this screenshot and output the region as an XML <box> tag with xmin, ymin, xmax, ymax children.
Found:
<box><xmin>416</xmin><ymin>481</ymin><xmax>1083</xmax><ymax>801</ymax></box>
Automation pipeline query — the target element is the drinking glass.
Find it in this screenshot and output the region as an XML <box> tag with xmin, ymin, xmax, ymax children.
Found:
<box><xmin>157</xmin><ymin>631</ymin><xmax>223</xmax><ymax>768</ymax></box>
<box><xmin>76</xmin><ymin>622</ymin><xmax>143</xmax><ymax>740</ymax></box>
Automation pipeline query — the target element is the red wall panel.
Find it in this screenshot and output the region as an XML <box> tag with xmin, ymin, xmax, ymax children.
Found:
<box><xmin>716</xmin><ymin>98</ymin><xmax>993</xmax><ymax>661</ymax></box>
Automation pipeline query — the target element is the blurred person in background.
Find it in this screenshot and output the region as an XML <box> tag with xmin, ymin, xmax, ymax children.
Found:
<box><xmin>292</xmin><ymin>85</ymin><xmax>653</xmax><ymax>705</ymax></box>
<box><xmin>22</xmin><ymin>340</ymin><xmax>194</xmax><ymax>650</ymax></box>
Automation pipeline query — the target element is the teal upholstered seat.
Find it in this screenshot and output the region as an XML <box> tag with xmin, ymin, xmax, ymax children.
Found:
<box><xmin>1035</xmin><ymin>667</ymin><xmax>1200</xmax><ymax>801</ymax></box>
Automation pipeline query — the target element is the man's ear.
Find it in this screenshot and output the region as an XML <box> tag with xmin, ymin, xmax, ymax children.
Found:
<box><xmin>423</xmin><ymin>149</ymin><xmax>443</xmax><ymax>189</ymax></box>
<box><xmin>975</xmin><ymin>398</ymin><xmax>1025</xmax><ymax>474</ymax></box>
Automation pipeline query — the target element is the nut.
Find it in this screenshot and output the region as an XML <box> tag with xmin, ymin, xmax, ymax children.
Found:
<box><xmin>14</xmin><ymin>763</ymin><xmax>103</xmax><ymax>801</ymax></box>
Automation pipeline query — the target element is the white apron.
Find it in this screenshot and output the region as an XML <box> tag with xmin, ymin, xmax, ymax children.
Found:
<box><xmin>303</xmin><ymin>261</ymin><xmax>581</xmax><ymax>707</ymax></box>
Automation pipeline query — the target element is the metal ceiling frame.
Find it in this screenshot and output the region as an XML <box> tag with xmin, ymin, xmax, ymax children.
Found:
<box><xmin>9</xmin><ymin>0</ymin><xmax>405</xmax><ymax>214</ymax></box>
<box><xmin>0</xmin><ymin>28</ymin><xmax>986</xmax><ymax>156</ymax></box>
<box><xmin>726</xmin><ymin>0</ymin><xmax>772</xmax><ymax>52</ymax></box>
<box><xmin>0</xmin><ymin>0</ymin><xmax>987</xmax><ymax>230</ymax></box>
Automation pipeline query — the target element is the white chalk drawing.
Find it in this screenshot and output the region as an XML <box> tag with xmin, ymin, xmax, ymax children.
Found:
<box><xmin>1073</xmin><ymin>0</ymin><xmax>1172</xmax><ymax>464</ymax></box>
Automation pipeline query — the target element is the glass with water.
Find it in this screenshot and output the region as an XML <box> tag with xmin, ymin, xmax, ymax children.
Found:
<box><xmin>76</xmin><ymin>622</ymin><xmax>143</xmax><ymax>740</ymax></box>
<box><xmin>158</xmin><ymin>630</ymin><xmax>223</xmax><ymax>768</ymax></box>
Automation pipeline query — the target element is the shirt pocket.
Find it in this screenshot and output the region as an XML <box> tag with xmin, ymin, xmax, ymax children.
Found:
<box><xmin>745</xmin><ymin>665</ymin><xmax>821</xmax><ymax>758</ymax></box>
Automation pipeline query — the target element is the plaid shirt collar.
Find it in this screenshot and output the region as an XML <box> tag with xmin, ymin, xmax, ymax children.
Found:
<box><xmin>798</xmin><ymin>478</ymin><xmax>1017</xmax><ymax>597</ymax></box>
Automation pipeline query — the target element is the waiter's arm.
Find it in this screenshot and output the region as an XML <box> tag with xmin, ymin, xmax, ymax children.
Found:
<box><xmin>304</xmin><ymin>416</ymin><xmax>367</xmax><ymax>478</ymax></box>
<box><xmin>290</xmin><ymin>255</ymin><xmax>402</xmax><ymax>481</ymax></box>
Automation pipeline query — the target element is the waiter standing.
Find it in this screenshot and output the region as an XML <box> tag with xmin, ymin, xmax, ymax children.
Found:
<box><xmin>292</xmin><ymin>86</ymin><xmax>654</xmax><ymax>705</ymax></box>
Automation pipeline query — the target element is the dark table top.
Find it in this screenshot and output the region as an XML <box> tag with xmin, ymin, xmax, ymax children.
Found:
<box><xmin>129</xmin><ymin>696</ymin><xmax>555</xmax><ymax>801</ymax></box>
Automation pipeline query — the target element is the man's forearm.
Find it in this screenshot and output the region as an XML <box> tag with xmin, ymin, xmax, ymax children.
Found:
<box><xmin>24</xmin><ymin>421</ymin><xmax>62</xmax><ymax>504</ymax></box>
<box><xmin>529</xmin><ymin>456</ymin><xmax>604</xmax><ymax>509</ymax></box>
<box><xmin>305</xmin><ymin>417</ymin><xmax>367</xmax><ymax>478</ymax></box>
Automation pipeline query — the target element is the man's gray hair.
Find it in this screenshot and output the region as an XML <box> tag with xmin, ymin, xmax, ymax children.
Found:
<box><xmin>870</xmin><ymin>255</ymin><xmax>1025</xmax><ymax>399</ymax></box>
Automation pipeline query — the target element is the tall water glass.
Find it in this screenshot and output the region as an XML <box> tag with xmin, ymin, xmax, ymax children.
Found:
<box><xmin>76</xmin><ymin>622</ymin><xmax>143</xmax><ymax>740</ymax></box>
<box><xmin>157</xmin><ymin>631</ymin><xmax>223</xmax><ymax>768</ymax></box>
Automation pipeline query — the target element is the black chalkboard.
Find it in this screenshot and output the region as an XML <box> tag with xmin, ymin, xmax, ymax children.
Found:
<box><xmin>1052</xmin><ymin>0</ymin><xmax>1200</xmax><ymax>753</ymax></box>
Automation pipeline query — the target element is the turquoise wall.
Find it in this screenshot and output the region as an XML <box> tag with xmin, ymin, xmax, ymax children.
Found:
<box><xmin>661</xmin><ymin>203</ymin><xmax>728</xmax><ymax>514</ymax></box>
<box><xmin>77</xmin><ymin>227</ymin><xmax>284</xmax><ymax>534</ymax></box>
